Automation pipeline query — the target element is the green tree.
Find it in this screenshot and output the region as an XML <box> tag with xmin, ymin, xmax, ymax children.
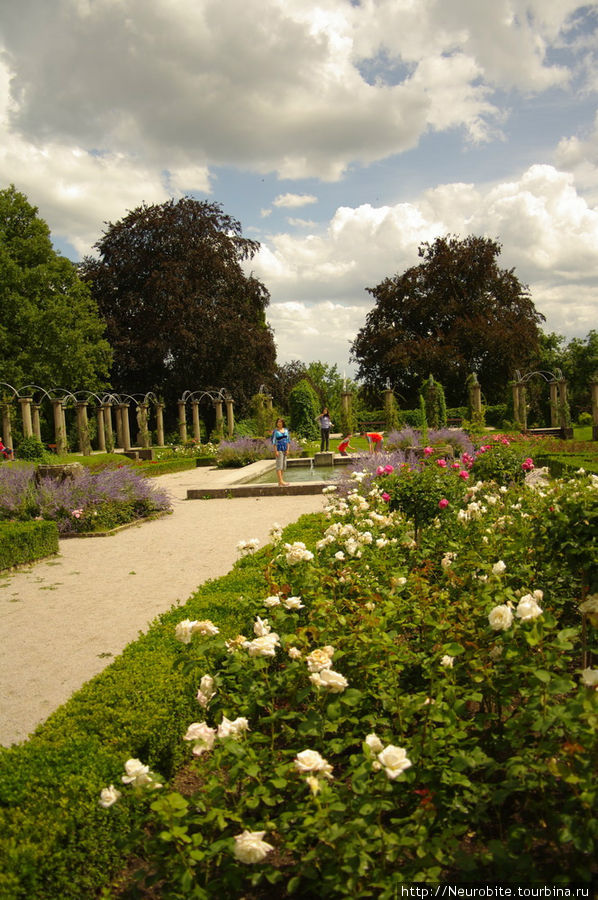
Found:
<box><xmin>288</xmin><ymin>378</ymin><xmax>320</xmax><ymax>439</ymax></box>
<box><xmin>0</xmin><ymin>185</ymin><xmax>112</xmax><ymax>390</ymax></box>
<box><xmin>351</xmin><ymin>234</ymin><xmax>544</xmax><ymax>406</ymax></box>
<box><xmin>80</xmin><ymin>197</ymin><xmax>276</xmax><ymax>421</ymax></box>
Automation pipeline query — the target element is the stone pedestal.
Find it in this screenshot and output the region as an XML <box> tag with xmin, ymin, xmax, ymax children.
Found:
<box><xmin>314</xmin><ymin>451</ymin><xmax>334</xmax><ymax>466</ymax></box>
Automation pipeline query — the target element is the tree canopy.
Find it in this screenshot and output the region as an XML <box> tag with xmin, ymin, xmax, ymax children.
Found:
<box><xmin>80</xmin><ymin>197</ymin><xmax>276</xmax><ymax>417</ymax></box>
<box><xmin>0</xmin><ymin>185</ymin><xmax>112</xmax><ymax>391</ymax></box>
<box><xmin>351</xmin><ymin>235</ymin><xmax>545</xmax><ymax>406</ymax></box>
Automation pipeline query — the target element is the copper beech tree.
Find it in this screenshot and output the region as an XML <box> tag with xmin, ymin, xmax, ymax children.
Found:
<box><xmin>351</xmin><ymin>235</ymin><xmax>545</xmax><ymax>406</ymax></box>
<box><xmin>80</xmin><ymin>197</ymin><xmax>276</xmax><ymax>417</ymax></box>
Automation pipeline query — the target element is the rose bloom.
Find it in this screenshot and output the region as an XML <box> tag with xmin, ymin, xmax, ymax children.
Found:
<box><xmin>311</xmin><ymin>669</ymin><xmax>348</xmax><ymax>693</ymax></box>
<box><xmin>440</xmin><ymin>655</ymin><xmax>455</xmax><ymax>668</ymax></box>
<box><xmin>234</xmin><ymin>830</ymin><xmax>274</xmax><ymax>864</ymax></box>
<box><xmin>377</xmin><ymin>745</ymin><xmax>412</xmax><ymax>779</ymax></box>
<box><xmin>580</xmin><ymin>667</ymin><xmax>598</xmax><ymax>688</ymax></box>
<box><xmin>225</xmin><ymin>634</ymin><xmax>247</xmax><ymax>653</ymax></box>
<box><xmin>288</xmin><ymin>646</ymin><xmax>302</xmax><ymax>659</ymax></box>
<box><xmin>306</xmin><ymin>646</ymin><xmax>334</xmax><ymax>672</ymax></box>
<box><xmin>99</xmin><ymin>784</ymin><xmax>121</xmax><ymax>808</ymax></box>
<box><xmin>458</xmin><ymin>470</ymin><xmax>469</xmax><ymax>480</ymax></box>
<box><xmin>488</xmin><ymin>604</ymin><xmax>513</xmax><ymax>631</ymax></box>
<box><xmin>438</xmin><ymin>498</ymin><xmax>449</xmax><ymax>509</ymax></box>
<box><xmin>253</xmin><ymin>616</ymin><xmax>271</xmax><ymax>636</ymax></box>
<box><xmin>244</xmin><ymin>632</ymin><xmax>280</xmax><ymax>657</ymax></box>
<box><xmin>423</xmin><ymin>446</ymin><xmax>433</xmax><ymax>456</ymax></box>
<box><xmin>365</xmin><ymin>733</ymin><xmax>384</xmax><ymax>754</ymax></box>
<box><xmin>184</xmin><ymin>721</ymin><xmax>217</xmax><ymax>754</ymax></box>
<box><xmin>436</xmin><ymin>459</ymin><xmax>447</xmax><ymax>468</ymax></box>
<box><xmin>175</xmin><ymin>619</ymin><xmax>198</xmax><ymax>644</ymax></box>
<box><xmin>516</xmin><ymin>594</ymin><xmax>543</xmax><ymax>621</ymax></box>
<box><xmin>263</xmin><ymin>594</ymin><xmax>281</xmax><ymax>607</ymax></box>
<box><xmin>492</xmin><ymin>560</ymin><xmax>507</xmax><ymax>575</ymax></box>
<box><xmin>193</xmin><ymin>620</ymin><xmax>220</xmax><ymax>636</ymax></box>
<box><xmin>197</xmin><ymin>673</ymin><xmax>216</xmax><ymax>707</ymax></box>
<box><xmin>295</xmin><ymin>749</ymin><xmax>333</xmax><ymax>778</ymax></box>
<box><xmin>122</xmin><ymin>758</ymin><xmax>152</xmax><ymax>786</ymax></box>
<box><xmin>218</xmin><ymin>716</ymin><xmax>250</xmax><ymax>738</ymax></box>
<box><xmin>284</xmin><ymin>596</ymin><xmax>305</xmax><ymax>610</ymax></box>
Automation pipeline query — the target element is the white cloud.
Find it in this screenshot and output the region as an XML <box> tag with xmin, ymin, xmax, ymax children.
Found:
<box><xmin>253</xmin><ymin>164</ymin><xmax>598</xmax><ymax>359</ymax></box>
<box><xmin>1</xmin><ymin>0</ymin><xmax>589</xmax><ymax>183</ymax></box>
<box><xmin>273</xmin><ymin>193</ymin><xmax>318</xmax><ymax>208</ymax></box>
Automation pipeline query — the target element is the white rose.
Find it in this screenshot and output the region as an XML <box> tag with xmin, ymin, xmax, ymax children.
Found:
<box><xmin>306</xmin><ymin>647</ymin><xmax>334</xmax><ymax>672</ymax></box>
<box><xmin>233</xmin><ymin>830</ymin><xmax>274</xmax><ymax>864</ymax></box>
<box><xmin>184</xmin><ymin>722</ymin><xmax>217</xmax><ymax>754</ymax></box>
<box><xmin>218</xmin><ymin>716</ymin><xmax>250</xmax><ymax>738</ymax></box>
<box><xmin>315</xmin><ymin>669</ymin><xmax>348</xmax><ymax>693</ymax></box>
<box><xmin>254</xmin><ymin>616</ymin><xmax>271</xmax><ymax>636</ymax></box>
<box><xmin>334</xmin><ymin>551</ymin><xmax>345</xmax><ymax>560</ymax></box>
<box><xmin>175</xmin><ymin>619</ymin><xmax>197</xmax><ymax>644</ymax></box>
<box><xmin>440</xmin><ymin>655</ymin><xmax>454</xmax><ymax>668</ymax></box>
<box><xmin>288</xmin><ymin>646</ymin><xmax>302</xmax><ymax>659</ymax></box>
<box><xmin>197</xmin><ymin>674</ymin><xmax>216</xmax><ymax>707</ymax></box>
<box><xmin>365</xmin><ymin>733</ymin><xmax>384</xmax><ymax>754</ymax></box>
<box><xmin>488</xmin><ymin>604</ymin><xmax>513</xmax><ymax>631</ymax></box>
<box><xmin>192</xmin><ymin>620</ymin><xmax>220</xmax><ymax>636</ymax></box>
<box><xmin>294</xmin><ymin>749</ymin><xmax>333</xmax><ymax>778</ymax></box>
<box><xmin>122</xmin><ymin>758</ymin><xmax>151</xmax><ymax>785</ymax></box>
<box><xmin>263</xmin><ymin>595</ymin><xmax>281</xmax><ymax>607</ymax></box>
<box><xmin>377</xmin><ymin>745</ymin><xmax>412</xmax><ymax>780</ymax></box>
<box><xmin>515</xmin><ymin>594</ymin><xmax>543</xmax><ymax>621</ymax></box>
<box><xmin>492</xmin><ymin>560</ymin><xmax>507</xmax><ymax>575</ymax></box>
<box><xmin>99</xmin><ymin>784</ymin><xmax>121</xmax><ymax>808</ymax></box>
<box><xmin>244</xmin><ymin>632</ymin><xmax>280</xmax><ymax>657</ymax></box>
<box><xmin>284</xmin><ymin>596</ymin><xmax>305</xmax><ymax>610</ymax></box>
<box><xmin>580</xmin><ymin>668</ymin><xmax>598</xmax><ymax>687</ymax></box>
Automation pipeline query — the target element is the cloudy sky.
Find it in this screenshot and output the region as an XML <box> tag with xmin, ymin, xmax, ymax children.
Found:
<box><xmin>1</xmin><ymin>0</ymin><xmax>598</xmax><ymax>375</ymax></box>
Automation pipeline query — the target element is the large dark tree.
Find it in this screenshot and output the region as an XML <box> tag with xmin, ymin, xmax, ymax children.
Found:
<box><xmin>80</xmin><ymin>197</ymin><xmax>276</xmax><ymax>418</ymax></box>
<box><xmin>0</xmin><ymin>185</ymin><xmax>112</xmax><ymax>390</ymax></box>
<box><xmin>351</xmin><ymin>235</ymin><xmax>545</xmax><ymax>406</ymax></box>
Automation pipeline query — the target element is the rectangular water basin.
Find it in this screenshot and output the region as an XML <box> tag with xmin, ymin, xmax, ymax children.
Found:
<box><xmin>250</xmin><ymin>464</ymin><xmax>341</xmax><ymax>484</ymax></box>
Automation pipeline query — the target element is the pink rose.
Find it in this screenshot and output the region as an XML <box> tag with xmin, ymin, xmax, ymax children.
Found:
<box><xmin>521</xmin><ymin>457</ymin><xmax>535</xmax><ymax>471</ymax></box>
<box><xmin>423</xmin><ymin>446</ymin><xmax>433</xmax><ymax>456</ymax></box>
<box><xmin>384</xmin><ymin>464</ymin><xmax>394</xmax><ymax>474</ymax></box>
<box><xmin>376</xmin><ymin>466</ymin><xmax>385</xmax><ymax>476</ymax></box>
<box><xmin>381</xmin><ymin>492</ymin><xmax>391</xmax><ymax>502</ymax></box>
<box><xmin>438</xmin><ymin>498</ymin><xmax>449</xmax><ymax>509</ymax></box>
<box><xmin>436</xmin><ymin>458</ymin><xmax>447</xmax><ymax>468</ymax></box>
<box><xmin>458</xmin><ymin>470</ymin><xmax>469</xmax><ymax>480</ymax></box>
<box><xmin>451</xmin><ymin>462</ymin><xmax>460</xmax><ymax>469</ymax></box>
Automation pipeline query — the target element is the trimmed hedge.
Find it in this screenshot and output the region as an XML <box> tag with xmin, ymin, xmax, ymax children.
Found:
<box><xmin>0</xmin><ymin>521</ymin><xmax>59</xmax><ymax>571</ymax></box>
<box><xmin>0</xmin><ymin>514</ymin><xmax>326</xmax><ymax>900</ymax></box>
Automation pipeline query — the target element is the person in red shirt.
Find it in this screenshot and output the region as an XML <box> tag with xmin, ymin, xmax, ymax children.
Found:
<box><xmin>337</xmin><ymin>434</ymin><xmax>357</xmax><ymax>456</ymax></box>
<box><xmin>362</xmin><ymin>431</ymin><xmax>383</xmax><ymax>453</ymax></box>
<box><xmin>0</xmin><ymin>436</ymin><xmax>13</xmax><ymax>460</ymax></box>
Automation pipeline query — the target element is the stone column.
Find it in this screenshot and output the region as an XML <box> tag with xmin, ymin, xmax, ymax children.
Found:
<box><xmin>557</xmin><ymin>379</ymin><xmax>569</xmax><ymax>427</ymax></box>
<box><xmin>518</xmin><ymin>383</ymin><xmax>527</xmax><ymax>430</ymax></box>
<box><xmin>19</xmin><ymin>397</ymin><xmax>33</xmax><ymax>438</ymax></box>
<box><xmin>214</xmin><ymin>400</ymin><xmax>224</xmax><ymax>438</ymax></box>
<box><xmin>51</xmin><ymin>400</ymin><xmax>67</xmax><ymax>455</ymax></box>
<box><xmin>469</xmin><ymin>375</ymin><xmax>482</xmax><ymax>415</ymax></box>
<box><xmin>120</xmin><ymin>403</ymin><xmax>132</xmax><ymax>452</ymax></box>
<box><xmin>101</xmin><ymin>403</ymin><xmax>114</xmax><ymax>451</ymax></box>
<box><xmin>177</xmin><ymin>400</ymin><xmax>187</xmax><ymax>443</ymax></box>
<box><xmin>76</xmin><ymin>402</ymin><xmax>91</xmax><ymax>455</ymax></box>
<box><xmin>61</xmin><ymin>405</ymin><xmax>68</xmax><ymax>451</ymax></box>
<box><xmin>191</xmin><ymin>400</ymin><xmax>201</xmax><ymax>442</ymax></box>
<box><xmin>96</xmin><ymin>406</ymin><xmax>106</xmax><ymax>452</ymax></box>
<box><xmin>549</xmin><ymin>381</ymin><xmax>559</xmax><ymax>427</ymax></box>
<box><xmin>1</xmin><ymin>402</ymin><xmax>13</xmax><ymax>454</ymax></box>
<box><xmin>591</xmin><ymin>377</ymin><xmax>598</xmax><ymax>441</ymax></box>
<box><xmin>140</xmin><ymin>403</ymin><xmax>151</xmax><ymax>448</ymax></box>
<box><xmin>115</xmin><ymin>405</ymin><xmax>124</xmax><ymax>449</ymax></box>
<box><xmin>225</xmin><ymin>397</ymin><xmax>234</xmax><ymax>438</ymax></box>
<box><xmin>512</xmin><ymin>382</ymin><xmax>520</xmax><ymax>426</ymax></box>
<box><xmin>31</xmin><ymin>404</ymin><xmax>42</xmax><ymax>441</ymax></box>
<box><xmin>155</xmin><ymin>403</ymin><xmax>165</xmax><ymax>446</ymax></box>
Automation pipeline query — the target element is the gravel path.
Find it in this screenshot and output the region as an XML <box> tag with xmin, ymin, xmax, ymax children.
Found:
<box><xmin>0</xmin><ymin>466</ymin><xmax>325</xmax><ymax>747</ymax></box>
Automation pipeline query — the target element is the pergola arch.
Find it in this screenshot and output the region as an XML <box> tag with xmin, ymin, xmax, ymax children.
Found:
<box><xmin>512</xmin><ymin>368</ymin><xmax>570</xmax><ymax>432</ymax></box>
<box><xmin>177</xmin><ymin>388</ymin><xmax>233</xmax><ymax>442</ymax></box>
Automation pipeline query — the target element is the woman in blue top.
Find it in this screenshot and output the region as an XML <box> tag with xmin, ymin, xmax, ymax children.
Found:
<box><xmin>316</xmin><ymin>407</ymin><xmax>332</xmax><ymax>451</ymax></box>
<box><xmin>272</xmin><ymin>417</ymin><xmax>290</xmax><ymax>487</ymax></box>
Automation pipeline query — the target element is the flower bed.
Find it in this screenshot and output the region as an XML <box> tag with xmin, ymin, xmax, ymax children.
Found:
<box><xmin>0</xmin><ymin>464</ymin><xmax>171</xmax><ymax>535</ymax></box>
<box><xmin>216</xmin><ymin>436</ymin><xmax>302</xmax><ymax>468</ymax></box>
<box><xmin>97</xmin><ymin>466</ymin><xmax>597</xmax><ymax>894</ymax></box>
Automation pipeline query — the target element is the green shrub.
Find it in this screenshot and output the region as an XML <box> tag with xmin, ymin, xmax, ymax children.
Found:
<box><xmin>578</xmin><ymin>411</ymin><xmax>593</xmax><ymax>428</ymax></box>
<box><xmin>420</xmin><ymin>374</ymin><xmax>447</xmax><ymax>429</ymax></box>
<box><xmin>471</xmin><ymin>441</ymin><xmax>530</xmax><ymax>485</ymax></box>
<box><xmin>0</xmin><ymin>520</ymin><xmax>59</xmax><ymax>570</ymax></box>
<box><xmin>289</xmin><ymin>379</ymin><xmax>320</xmax><ymax>440</ymax></box>
<box><xmin>16</xmin><ymin>436</ymin><xmax>47</xmax><ymax>461</ymax></box>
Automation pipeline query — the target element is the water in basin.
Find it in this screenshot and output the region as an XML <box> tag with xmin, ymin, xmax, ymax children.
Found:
<box><xmin>250</xmin><ymin>465</ymin><xmax>341</xmax><ymax>484</ymax></box>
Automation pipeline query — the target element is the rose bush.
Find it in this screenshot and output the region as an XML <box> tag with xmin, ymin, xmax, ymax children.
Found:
<box><xmin>100</xmin><ymin>465</ymin><xmax>597</xmax><ymax>895</ymax></box>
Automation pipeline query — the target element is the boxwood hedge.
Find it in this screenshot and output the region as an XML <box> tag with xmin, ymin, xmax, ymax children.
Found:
<box><xmin>0</xmin><ymin>521</ymin><xmax>59</xmax><ymax>571</ymax></box>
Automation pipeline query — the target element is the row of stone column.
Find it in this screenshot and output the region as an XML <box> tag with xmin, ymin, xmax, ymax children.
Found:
<box><xmin>177</xmin><ymin>397</ymin><xmax>234</xmax><ymax>443</ymax></box>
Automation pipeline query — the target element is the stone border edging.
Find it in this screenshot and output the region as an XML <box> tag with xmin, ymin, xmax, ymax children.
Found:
<box><xmin>187</xmin><ymin>482</ymin><xmax>334</xmax><ymax>499</ymax></box>
<box><xmin>59</xmin><ymin>509</ymin><xmax>172</xmax><ymax>539</ymax></box>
